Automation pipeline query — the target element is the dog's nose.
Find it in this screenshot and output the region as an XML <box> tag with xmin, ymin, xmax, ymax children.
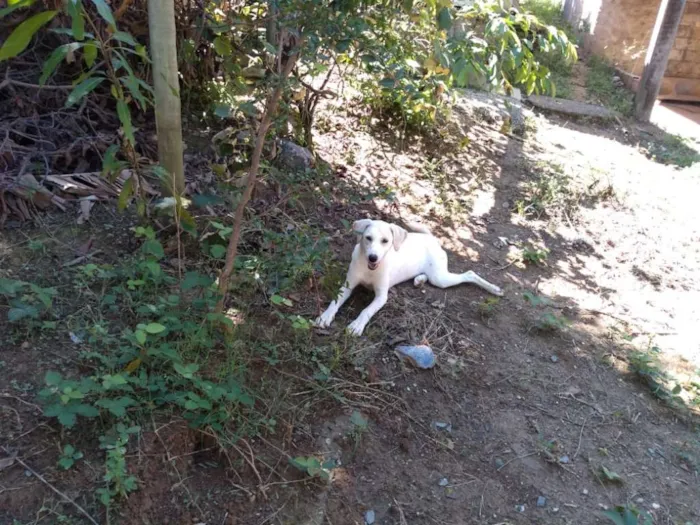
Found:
<box><xmin>368</xmin><ymin>254</ymin><xmax>378</xmax><ymax>263</ymax></box>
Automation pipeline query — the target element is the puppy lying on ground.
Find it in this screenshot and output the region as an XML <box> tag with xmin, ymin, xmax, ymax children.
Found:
<box><xmin>315</xmin><ymin>219</ymin><xmax>504</xmax><ymax>336</ymax></box>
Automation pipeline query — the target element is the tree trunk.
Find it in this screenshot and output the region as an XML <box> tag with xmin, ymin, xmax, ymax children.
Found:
<box><xmin>635</xmin><ymin>0</ymin><xmax>687</xmax><ymax>122</ymax></box>
<box><xmin>148</xmin><ymin>0</ymin><xmax>185</xmax><ymax>195</ymax></box>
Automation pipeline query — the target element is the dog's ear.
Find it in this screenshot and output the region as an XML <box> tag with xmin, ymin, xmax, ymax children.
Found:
<box><xmin>352</xmin><ymin>219</ymin><xmax>372</xmax><ymax>234</ymax></box>
<box><xmin>390</xmin><ymin>224</ymin><xmax>408</xmax><ymax>251</ymax></box>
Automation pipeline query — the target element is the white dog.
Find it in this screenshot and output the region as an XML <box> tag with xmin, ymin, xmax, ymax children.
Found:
<box><xmin>315</xmin><ymin>219</ymin><xmax>504</xmax><ymax>336</ymax></box>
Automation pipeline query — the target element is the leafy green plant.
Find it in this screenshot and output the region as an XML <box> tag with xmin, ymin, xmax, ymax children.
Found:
<box><xmin>39</xmin><ymin>371</ymin><xmax>100</xmax><ymax>428</ymax></box>
<box><xmin>58</xmin><ymin>444</ymin><xmax>84</xmax><ymax>470</ymax></box>
<box><xmin>522</xmin><ymin>246</ymin><xmax>549</xmax><ymax>265</ymax></box>
<box><xmin>478</xmin><ymin>297</ymin><xmax>500</xmax><ymax>318</ymax></box>
<box><xmin>0</xmin><ymin>278</ymin><xmax>57</xmax><ymax>324</ymax></box>
<box><xmin>96</xmin><ymin>424</ymin><xmax>140</xmax><ymax>506</ymax></box>
<box><xmin>349</xmin><ymin>410</ymin><xmax>369</xmax><ymax>448</ymax></box>
<box><xmin>288</xmin><ymin>456</ymin><xmax>336</xmax><ymax>481</ymax></box>
<box><xmin>602</xmin><ymin>505</ymin><xmax>652</xmax><ymax>525</ymax></box>
<box><xmin>535</xmin><ymin>312</ymin><xmax>569</xmax><ymax>332</ymax></box>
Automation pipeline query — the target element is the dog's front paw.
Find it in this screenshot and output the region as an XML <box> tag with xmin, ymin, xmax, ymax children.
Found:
<box><xmin>315</xmin><ymin>310</ymin><xmax>335</xmax><ymax>328</ymax></box>
<box><xmin>346</xmin><ymin>318</ymin><xmax>366</xmax><ymax>337</ymax></box>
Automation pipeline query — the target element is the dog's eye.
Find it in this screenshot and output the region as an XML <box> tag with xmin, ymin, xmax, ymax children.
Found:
<box><xmin>366</xmin><ymin>236</ymin><xmax>372</xmax><ymax>242</ymax></box>
<box><xmin>381</xmin><ymin>238</ymin><xmax>389</xmax><ymax>244</ymax></box>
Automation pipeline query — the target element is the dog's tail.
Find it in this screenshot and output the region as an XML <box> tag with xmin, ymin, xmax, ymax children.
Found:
<box><xmin>406</xmin><ymin>222</ymin><xmax>432</xmax><ymax>235</ymax></box>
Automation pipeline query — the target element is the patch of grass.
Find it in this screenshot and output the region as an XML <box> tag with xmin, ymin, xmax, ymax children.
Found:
<box><xmin>515</xmin><ymin>161</ymin><xmax>575</xmax><ymax>220</ymax></box>
<box><xmin>478</xmin><ymin>297</ymin><xmax>500</xmax><ymax>319</ymax></box>
<box><xmin>522</xmin><ymin>245</ymin><xmax>549</xmax><ymax>265</ymax></box>
<box><xmin>586</xmin><ymin>55</ymin><xmax>634</xmax><ymax>116</ymax></box>
<box><xmin>643</xmin><ymin>133</ymin><xmax>700</xmax><ymax>168</ymax></box>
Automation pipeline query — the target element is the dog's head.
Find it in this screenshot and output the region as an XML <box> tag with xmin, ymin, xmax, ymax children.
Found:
<box><xmin>352</xmin><ymin>219</ymin><xmax>407</xmax><ymax>271</ymax></box>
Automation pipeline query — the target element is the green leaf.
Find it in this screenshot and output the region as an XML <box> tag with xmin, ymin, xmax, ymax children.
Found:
<box><xmin>73</xmin><ymin>403</ymin><xmax>99</xmax><ymax>417</ymax></box>
<box><xmin>601</xmin><ymin>510</ymin><xmax>626</xmax><ymax>525</ymax></box>
<box><xmin>8</xmin><ymin>304</ymin><xmax>38</xmax><ymax>322</ymax></box>
<box><xmin>57</xmin><ymin>411</ymin><xmax>77</xmax><ymax>427</ymax></box>
<box><xmin>212</xmin><ymin>36</ymin><xmax>232</xmax><ymax>56</ymax></box>
<box><xmin>141</xmin><ymin>239</ymin><xmax>164</xmax><ymax>259</ymax></box>
<box><xmin>173</xmin><ymin>362</ymin><xmax>199</xmax><ymax>379</ymax></box>
<box><xmin>600</xmin><ymin>465</ymin><xmax>624</xmax><ymax>483</ymax></box>
<box><xmin>270</xmin><ymin>294</ymin><xmax>293</xmax><ymax>307</ymax></box>
<box><xmin>0</xmin><ymin>10</ymin><xmax>58</xmax><ymax>62</ymax></box>
<box><xmin>117</xmin><ymin>174</ymin><xmax>134</xmax><ymax>210</ymax></box>
<box><xmin>209</xmin><ymin>244</ymin><xmax>226</xmax><ymax>259</ymax></box>
<box><xmin>40</xmin><ymin>43</ymin><xmax>76</xmax><ymax>85</ymax></box>
<box><xmin>144</xmin><ymin>322</ymin><xmax>165</xmax><ymax>334</ymax></box>
<box><xmin>134</xmin><ymin>329</ymin><xmax>146</xmax><ymax>345</ymax></box>
<box><xmin>67</xmin><ymin>0</ymin><xmax>84</xmax><ymax>41</ymax></box>
<box><xmin>65</xmin><ymin>76</ymin><xmax>104</xmax><ymax>107</ymax></box>
<box><xmin>350</xmin><ymin>410</ymin><xmax>368</xmax><ymax>429</ymax></box>
<box><xmin>116</xmin><ymin>99</ymin><xmax>135</xmax><ymax>146</ymax></box>
<box><xmin>83</xmin><ymin>42</ymin><xmax>97</xmax><ymax>67</ymax></box>
<box><xmin>672</xmin><ymin>384</ymin><xmax>682</xmax><ymax>395</ymax></box>
<box><xmin>437</xmin><ymin>7</ymin><xmax>452</xmax><ymax>30</ymax></box>
<box><xmin>45</xmin><ymin>370</ymin><xmax>63</xmax><ymax>386</ymax></box>
<box><xmin>121</xmin><ymin>74</ymin><xmax>148</xmax><ymax>110</ymax></box>
<box><xmin>95</xmin><ymin>396</ymin><xmax>136</xmax><ymax>417</ymax></box>
<box><xmin>111</xmin><ymin>31</ymin><xmax>137</xmax><ymax>46</ymax></box>
<box><xmin>89</xmin><ymin>0</ymin><xmax>115</xmax><ymax>28</ymax></box>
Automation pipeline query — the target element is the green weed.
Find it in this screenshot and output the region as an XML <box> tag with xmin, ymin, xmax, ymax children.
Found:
<box><xmin>586</xmin><ymin>55</ymin><xmax>634</xmax><ymax>116</ymax></box>
<box><xmin>642</xmin><ymin>133</ymin><xmax>700</xmax><ymax>168</ymax></box>
<box><xmin>522</xmin><ymin>246</ymin><xmax>549</xmax><ymax>265</ymax></box>
<box><xmin>57</xmin><ymin>445</ymin><xmax>83</xmax><ymax>470</ymax></box>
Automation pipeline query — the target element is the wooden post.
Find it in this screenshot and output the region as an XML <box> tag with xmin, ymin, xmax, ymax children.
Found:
<box><xmin>634</xmin><ymin>0</ymin><xmax>687</xmax><ymax>122</ymax></box>
<box><xmin>148</xmin><ymin>0</ymin><xmax>185</xmax><ymax>195</ymax></box>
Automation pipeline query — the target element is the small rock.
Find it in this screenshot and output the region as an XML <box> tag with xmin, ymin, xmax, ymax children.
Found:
<box><xmin>395</xmin><ymin>345</ymin><xmax>436</xmax><ymax>369</ymax></box>
<box><xmin>550</xmin><ymin>355</ymin><xmax>559</xmax><ymax>363</ymax></box>
<box><xmin>495</xmin><ymin>458</ymin><xmax>505</xmax><ymax>469</ymax></box>
<box><xmin>582</xmin><ymin>489</ymin><xmax>589</xmax><ymax>495</ymax></box>
<box><xmin>276</xmin><ymin>139</ymin><xmax>314</xmax><ymax>172</ymax></box>
<box><xmin>636</xmin><ymin>498</ymin><xmax>644</xmax><ymax>503</ymax></box>
<box><xmin>553</xmin><ymin>507</ymin><xmax>559</xmax><ymax>513</ymax></box>
<box><xmin>439</xmin><ymin>478</ymin><xmax>449</xmax><ymax>487</ymax></box>
<box><xmin>364</xmin><ymin>510</ymin><xmax>375</xmax><ymax>525</ymax></box>
<box><xmin>652</xmin><ymin>503</ymin><xmax>660</xmax><ymax>510</ymax></box>
<box><xmin>24</xmin><ymin>470</ymin><xmax>32</xmax><ymax>477</ymax></box>
<box><xmin>431</xmin><ymin>421</ymin><xmax>453</xmax><ymax>433</ymax></box>
<box><xmin>493</xmin><ymin>236</ymin><xmax>509</xmax><ymax>249</ymax></box>
<box><xmin>536</xmin><ymin>496</ymin><xmax>546</xmax><ymax>508</ymax></box>
<box><xmin>559</xmin><ymin>455</ymin><xmax>570</xmax><ymax>464</ymax></box>
<box><xmin>515</xmin><ymin>505</ymin><xmax>526</xmax><ymax>513</ymax></box>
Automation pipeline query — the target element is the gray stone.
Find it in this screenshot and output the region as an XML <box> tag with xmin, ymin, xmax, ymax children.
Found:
<box><xmin>550</xmin><ymin>355</ymin><xmax>559</xmax><ymax>363</ymax></box>
<box><xmin>364</xmin><ymin>510</ymin><xmax>375</xmax><ymax>524</ymax></box>
<box><xmin>559</xmin><ymin>455</ymin><xmax>570</xmax><ymax>464</ymax></box>
<box><xmin>276</xmin><ymin>139</ymin><xmax>314</xmax><ymax>172</ymax></box>
<box><xmin>527</xmin><ymin>95</ymin><xmax>618</xmax><ymax>120</ymax></box>
<box><xmin>439</xmin><ymin>478</ymin><xmax>449</xmax><ymax>486</ymax></box>
<box><xmin>537</xmin><ymin>496</ymin><xmax>546</xmax><ymax>508</ymax></box>
<box><xmin>515</xmin><ymin>505</ymin><xmax>526</xmax><ymax>513</ymax></box>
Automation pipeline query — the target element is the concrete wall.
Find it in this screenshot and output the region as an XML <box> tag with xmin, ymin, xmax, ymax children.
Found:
<box><xmin>560</xmin><ymin>0</ymin><xmax>700</xmax><ymax>101</ymax></box>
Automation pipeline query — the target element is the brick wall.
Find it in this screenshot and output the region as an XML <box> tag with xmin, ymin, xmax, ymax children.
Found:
<box><xmin>562</xmin><ymin>0</ymin><xmax>700</xmax><ymax>100</ymax></box>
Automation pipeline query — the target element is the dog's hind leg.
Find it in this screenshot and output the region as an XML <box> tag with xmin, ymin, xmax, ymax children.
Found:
<box><xmin>426</xmin><ymin>253</ymin><xmax>503</xmax><ymax>296</ymax></box>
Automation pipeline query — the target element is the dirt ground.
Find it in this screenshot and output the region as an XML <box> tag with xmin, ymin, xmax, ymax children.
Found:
<box><xmin>1</xmin><ymin>78</ymin><xmax>699</xmax><ymax>525</ymax></box>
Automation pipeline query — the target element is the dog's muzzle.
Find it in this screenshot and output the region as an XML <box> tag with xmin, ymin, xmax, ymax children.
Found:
<box><xmin>368</xmin><ymin>254</ymin><xmax>379</xmax><ymax>271</ymax></box>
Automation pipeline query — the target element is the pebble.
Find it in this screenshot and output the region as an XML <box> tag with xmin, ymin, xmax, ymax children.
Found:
<box><xmin>550</xmin><ymin>355</ymin><xmax>559</xmax><ymax>363</ymax></box>
<box><xmin>495</xmin><ymin>458</ymin><xmax>505</xmax><ymax>469</ymax></box>
<box><xmin>364</xmin><ymin>510</ymin><xmax>375</xmax><ymax>525</ymax></box>
<box><xmin>439</xmin><ymin>478</ymin><xmax>449</xmax><ymax>486</ymax></box>
<box><xmin>559</xmin><ymin>455</ymin><xmax>570</xmax><ymax>464</ymax></box>
<box><xmin>515</xmin><ymin>505</ymin><xmax>526</xmax><ymax>513</ymax></box>
<box><xmin>553</xmin><ymin>507</ymin><xmax>559</xmax><ymax>513</ymax></box>
<box><xmin>432</xmin><ymin>421</ymin><xmax>453</xmax><ymax>433</ymax></box>
<box><xmin>636</xmin><ymin>498</ymin><xmax>644</xmax><ymax>503</ymax></box>
<box><xmin>652</xmin><ymin>503</ymin><xmax>660</xmax><ymax>510</ymax></box>
<box><xmin>582</xmin><ymin>489</ymin><xmax>589</xmax><ymax>495</ymax></box>
<box><xmin>537</xmin><ymin>496</ymin><xmax>546</xmax><ymax>508</ymax></box>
